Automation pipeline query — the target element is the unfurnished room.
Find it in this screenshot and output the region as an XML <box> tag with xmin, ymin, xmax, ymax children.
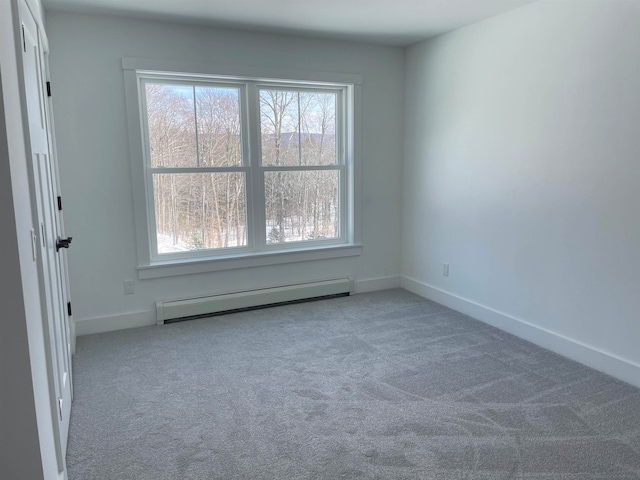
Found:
<box><xmin>1</xmin><ymin>0</ymin><xmax>640</xmax><ymax>478</ymax></box>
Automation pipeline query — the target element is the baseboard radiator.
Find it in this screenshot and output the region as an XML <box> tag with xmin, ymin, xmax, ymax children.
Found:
<box><xmin>156</xmin><ymin>278</ymin><xmax>353</xmax><ymax>325</ymax></box>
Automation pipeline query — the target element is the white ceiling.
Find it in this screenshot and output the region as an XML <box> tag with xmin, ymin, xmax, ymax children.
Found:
<box><xmin>42</xmin><ymin>0</ymin><xmax>539</xmax><ymax>46</ymax></box>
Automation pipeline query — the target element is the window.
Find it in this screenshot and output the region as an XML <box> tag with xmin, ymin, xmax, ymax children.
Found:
<box><xmin>123</xmin><ymin>61</ymin><xmax>361</xmax><ymax>277</ymax></box>
<box><xmin>143</xmin><ymin>81</ymin><xmax>249</xmax><ymax>255</ymax></box>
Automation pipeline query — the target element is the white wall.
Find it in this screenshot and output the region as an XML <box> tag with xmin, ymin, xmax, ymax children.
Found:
<box><xmin>403</xmin><ymin>0</ymin><xmax>640</xmax><ymax>385</ymax></box>
<box><xmin>45</xmin><ymin>12</ymin><xmax>404</xmax><ymax>333</ymax></box>
<box><xmin>0</xmin><ymin>0</ymin><xmax>61</xmax><ymax>478</ymax></box>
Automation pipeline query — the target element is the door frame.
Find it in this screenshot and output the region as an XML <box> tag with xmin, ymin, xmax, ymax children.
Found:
<box><xmin>16</xmin><ymin>0</ymin><xmax>73</xmax><ymax>475</ymax></box>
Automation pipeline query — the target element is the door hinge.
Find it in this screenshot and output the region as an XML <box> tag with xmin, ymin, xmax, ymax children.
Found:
<box><xmin>57</xmin><ymin>196</ymin><xmax>62</xmax><ymax>211</ymax></box>
<box><xmin>67</xmin><ymin>301</ymin><xmax>72</xmax><ymax>316</ymax></box>
<box><xmin>46</xmin><ymin>81</ymin><xmax>52</xmax><ymax>97</ymax></box>
<box><xmin>58</xmin><ymin>397</ymin><xmax>63</xmax><ymax>421</ymax></box>
<box><xmin>21</xmin><ymin>25</ymin><xmax>26</xmax><ymax>52</ymax></box>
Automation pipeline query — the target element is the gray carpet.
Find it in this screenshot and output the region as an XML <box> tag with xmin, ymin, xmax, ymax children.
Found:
<box><xmin>67</xmin><ymin>289</ymin><xmax>640</xmax><ymax>479</ymax></box>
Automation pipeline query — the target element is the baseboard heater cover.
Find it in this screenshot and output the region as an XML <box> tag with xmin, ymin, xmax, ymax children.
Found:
<box><xmin>156</xmin><ymin>278</ymin><xmax>353</xmax><ymax>325</ymax></box>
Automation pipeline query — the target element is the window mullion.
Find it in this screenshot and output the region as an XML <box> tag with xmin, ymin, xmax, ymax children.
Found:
<box><xmin>343</xmin><ymin>86</ymin><xmax>353</xmax><ymax>243</ymax></box>
<box><xmin>297</xmin><ymin>91</ymin><xmax>302</xmax><ymax>166</ymax></box>
<box><xmin>246</xmin><ymin>82</ymin><xmax>265</xmax><ymax>249</ymax></box>
<box><xmin>261</xmin><ymin>165</ymin><xmax>340</xmax><ymax>172</ymax></box>
<box><xmin>338</xmin><ymin>87</ymin><xmax>346</xmax><ymax>243</ymax></box>
<box><xmin>193</xmin><ymin>86</ymin><xmax>200</xmax><ymax>167</ymax></box>
<box><xmin>148</xmin><ymin>166</ymin><xmax>248</xmax><ymax>174</ymax></box>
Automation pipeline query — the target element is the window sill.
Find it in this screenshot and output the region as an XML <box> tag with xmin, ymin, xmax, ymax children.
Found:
<box><xmin>137</xmin><ymin>244</ymin><xmax>362</xmax><ymax>279</ymax></box>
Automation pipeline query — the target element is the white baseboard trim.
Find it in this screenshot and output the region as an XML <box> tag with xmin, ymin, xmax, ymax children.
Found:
<box><xmin>75</xmin><ymin>276</ymin><xmax>402</xmax><ymax>337</ymax></box>
<box><xmin>75</xmin><ymin>310</ymin><xmax>156</xmax><ymax>336</ymax></box>
<box><xmin>401</xmin><ymin>276</ymin><xmax>640</xmax><ymax>388</ymax></box>
<box><xmin>353</xmin><ymin>276</ymin><xmax>401</xmax><ymax>294</ymax></box>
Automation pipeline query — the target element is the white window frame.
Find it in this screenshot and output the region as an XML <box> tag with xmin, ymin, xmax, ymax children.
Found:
<box><xmin>123</xmin><ymin>58</ymin><xmax>362</xmax><ymax>279</ymax></box>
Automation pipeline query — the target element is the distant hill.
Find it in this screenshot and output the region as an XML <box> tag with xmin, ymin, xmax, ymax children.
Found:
<box><xmin>266</xmin><ymin>132</ymin><xmax>335</xmax><ymax>148</ymax></box>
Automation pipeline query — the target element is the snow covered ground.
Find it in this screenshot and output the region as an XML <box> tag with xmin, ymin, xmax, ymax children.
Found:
<box><xmin>157</xmin><ymin>233</ymin><xmax>192</xmax><ymax>253</ymax></box>
<box><xmin>156</xmin><ymin>220</ymin><xmax>338</xmax><ymax>254</ymax></box>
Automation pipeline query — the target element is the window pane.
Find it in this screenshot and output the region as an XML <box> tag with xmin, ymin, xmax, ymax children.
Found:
<box><xmin>153</xmin><ymin>173</ymin><xmax>247</xmax><ymax>253</ymax></box>
<box><xmin>265</xmin><ymin>170</ymin><xmax>339</xmax><ymax>244</ymax></box>
<box><xmin>145</xmin><ymin>84</ymin><xmax>197</xmax><ymax>167</ymax></box>
<box><xmin>260</xmin><ymin>90</ymin><xmax>337</xmax><ymax>166</ymax></box>
<box><xmin>300</xmin><ymin>92</ymin><xmax>336</xmax><ymax>166</ymax></box>
<box><xmin>260</xmin><ymin>90</ymin><xmax>299</xmax><ymax>166</ymax></box>
<box><xmin>195</xmin><ymin>86</ymin><xmax>242</xmax><ymax>167</ymax></box>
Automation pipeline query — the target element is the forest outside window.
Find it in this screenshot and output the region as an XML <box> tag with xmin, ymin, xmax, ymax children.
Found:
<box><xmin>138</xmin><ymin>73</ymin><xmax>354</xmax><ymax>264</ymax></box>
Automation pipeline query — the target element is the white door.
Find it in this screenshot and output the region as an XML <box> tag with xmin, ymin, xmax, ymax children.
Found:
<box><xmin>42</xmin><ymin>34</ymin><xmax>76</xmax><ymax>356</ymax></box>
<box><xmin>20</xmin><ymin>0</ymin><xmax>73</xmax><ymax>467</ymax></box>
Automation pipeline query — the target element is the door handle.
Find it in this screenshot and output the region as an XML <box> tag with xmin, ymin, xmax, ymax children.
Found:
<box><xmin>56</xmin><ymin>236</ymin><xmax>72</xmax><ymax>252</ymax></box>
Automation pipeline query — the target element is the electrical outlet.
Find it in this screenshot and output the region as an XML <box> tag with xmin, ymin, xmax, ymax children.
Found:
<box><xmin>124</xmin><ymin>280</ymin><xmax>135</xmax><ymax>295</ymax></box>
<box><xmin>442</xmin><ymin>263</ymin><xmax>449</xmax><ymax>277</ymax></box>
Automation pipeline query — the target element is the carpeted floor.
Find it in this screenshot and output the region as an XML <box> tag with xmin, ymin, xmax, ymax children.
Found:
<box><xmin>67</xmin><ymin>289</ymin><xmax>640</xmax><ymax>479</ymax></box>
